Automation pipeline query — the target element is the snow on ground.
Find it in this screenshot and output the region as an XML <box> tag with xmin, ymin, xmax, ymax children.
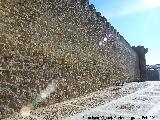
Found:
<box><xmin>64</xmin><ymin>81</ymin><xmax>160</xmax><ymax>120</ymax></box>
<box><xmin>3</xmin><ymin>81</ymin><xmax>158</xmax><ymax>120</ymax></box>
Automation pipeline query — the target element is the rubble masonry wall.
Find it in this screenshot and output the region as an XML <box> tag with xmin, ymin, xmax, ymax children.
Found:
<box><xmin>0</xmin><ymin>0</ymin><xmax>140</xmax><ymax>118</ymax></box>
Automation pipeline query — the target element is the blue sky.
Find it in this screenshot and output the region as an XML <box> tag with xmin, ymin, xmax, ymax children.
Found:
<box><xmin>89</xmin><ymin>0</ymin><xmax>160</xmax><ymax>65</ymax></box>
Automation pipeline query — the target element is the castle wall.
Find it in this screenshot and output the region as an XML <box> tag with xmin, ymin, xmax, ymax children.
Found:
<box><xmin>0</xmin><ymin>0</ymin><xmax>140</xmax><ymax>118</ymax></box>
<box><xmin>147</xmin><ymin>69</ymin><xmax>159</xmax><ymax>81</ymax></box>
<box><xmin>132</xmin><ymin>46</ymin><xmax>148</xmax><ymax>81</ymax></box>
<box><xmin>158</xmin><ymin>68</ymin><xmax>160</xmax><ymax>80</ymax></box>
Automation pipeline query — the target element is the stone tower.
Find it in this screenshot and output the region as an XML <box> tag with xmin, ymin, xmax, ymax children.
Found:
<box><xmin>132</xmin><ymin>46</ymin><xmax>148</xmax><ymax>81</ymax></box>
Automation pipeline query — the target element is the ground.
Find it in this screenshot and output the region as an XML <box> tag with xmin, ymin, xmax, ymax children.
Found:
<box><xmin>3</xmin><ymin>81</ymin><xmax>160</xmax><ymax>120</ymax></box>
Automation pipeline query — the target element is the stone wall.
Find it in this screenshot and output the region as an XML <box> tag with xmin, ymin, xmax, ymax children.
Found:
<box><xmin>147</xmin><ymin>69</ymin><xmax>159</xmax><ymax>81</ymax></box>
<box><xmin>0</xmin><ymin>0</ymin><xmax>140</xmax><ymax>119</ymax></box>
<box><xmin>132</xmin><ymin>46</ymin><xmax>148</xmax><ymax>81</ymax></box>
<box><xmin>147</xmin><ymin>66</ymin><xmax>160</xmax><ymax>81</ymax></box>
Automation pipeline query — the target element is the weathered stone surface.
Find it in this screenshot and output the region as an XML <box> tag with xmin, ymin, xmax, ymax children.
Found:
<box><xmin>0</xmin><ymin>0</ymin><xmax>141</xmax><ymax>119</ymax></box>
<box><xmin>132</xmin><ymin>46</ymin><xmax>148</xmax><ymax>81</ymax></box>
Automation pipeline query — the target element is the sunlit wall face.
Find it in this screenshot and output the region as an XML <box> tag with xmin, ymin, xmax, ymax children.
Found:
<box><xmin>90</xmin><ymin>0</ymin><xmax>160</xmax><ymax>65</ymax></box>
<box><xmin>20</xmin><ymin>106</ymin><xmax>31</xmax><ymax>117</ymax></box>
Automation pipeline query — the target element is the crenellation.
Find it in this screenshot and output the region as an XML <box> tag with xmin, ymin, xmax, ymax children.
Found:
<box><xmin>89</xmin><ymin>4</ymin><xmax>95</xmax><ymax>11</ymax></box>
<box><xmin>110</xmin><ymin>25</ymin><xmax>114</xmax><ymax>31</ymax></box>
<box><xmin>95</xmin><ymin>11</ymin><xmax>101</xmax><ymax>18</ymax></box>
<box><xmin>80</xmin><ymin>0</ymin><xmax>89</xmax><ymax>7</ymax></box>
<box><xmin>102</xmin><ymin>16</ymin><xmax>107</xmax><ymax>23</ymax></box>
<box><xmin>117</xmin><ymin>32</ymin><xmax>120</xmax><ymax>38</ymax></box>
<box><xmin>113</xmin><ymin>29</ymin><xmax>117</xmax><ymax>36</ymax></box>
<box><xmin>106</xmin><ymin>21</ymin><xmax>111</xmax><ymax>28</ymax></box>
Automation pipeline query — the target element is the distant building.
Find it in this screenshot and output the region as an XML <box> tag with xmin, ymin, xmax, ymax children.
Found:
<box><xmin>147</xmin><ymin>64</ymin><xmax>160</xmax><ymax>81</ymax></box>
<box><xmin>158</xmin><ymin>68</ymin><xmax>160</xmax><ymax>80</ymax></box>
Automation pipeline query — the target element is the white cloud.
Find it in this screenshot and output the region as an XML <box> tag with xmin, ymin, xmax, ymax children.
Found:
<box><xmin>144</xmin><ymin>0</ymin><xmax>160</xmax><ymax>9</ymax></box>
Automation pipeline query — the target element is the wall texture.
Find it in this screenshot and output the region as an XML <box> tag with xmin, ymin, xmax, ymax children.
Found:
<box><xmin>147</xmin><ymin>69</ymin><xmax>159</xmax><ymax>81</ymax></box>
<box><xmin>132</xmin><ymin>46</ymin><xmax>148</xmax><ymax>81</ymax></box>
<box><xmin>0</xmin><ymin>0</ymin><xmax>141</xmax><ymax>119</ymax></box>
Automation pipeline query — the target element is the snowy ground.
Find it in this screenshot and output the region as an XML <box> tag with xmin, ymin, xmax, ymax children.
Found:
<box><xmin>64</xmin><ymin>81</ymin><xmax>160</xmax><ymax>120</ymax></box>
<box><xmin>4</xmin><ymin>81</ymin><xmax>160</xmax><ymax>120</ymax></box>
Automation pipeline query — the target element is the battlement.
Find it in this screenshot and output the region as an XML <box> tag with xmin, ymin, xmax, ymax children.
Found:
<box><xmin>0</xmin><ymin>0</ymin><xmax>130</xmax><ymax>44</ymax></box>
<box><xmin>0</xmin><ymin>0</ymin><xmax>146</xmax><ymax>119</ymax></box>
<box><xmin>132</xmin><ymin>46</ymin><xmax>148</xmax><ymax>54</ymax></box>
